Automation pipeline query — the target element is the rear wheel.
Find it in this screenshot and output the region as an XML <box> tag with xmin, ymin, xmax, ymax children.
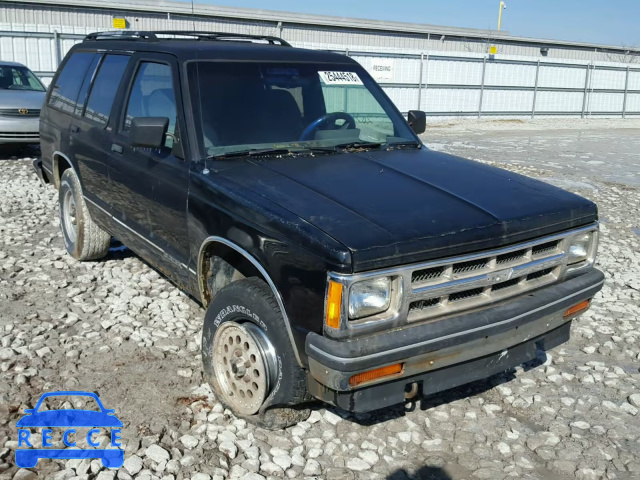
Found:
<box><xmin>202</xmin><ymin>278</ymin><xmax>310</xmax><ymax>428</ymax></box>
<box><xmin>59</xmin><ymin>169</ymin><xmax>111</xmax><ymax>261</ymax></box>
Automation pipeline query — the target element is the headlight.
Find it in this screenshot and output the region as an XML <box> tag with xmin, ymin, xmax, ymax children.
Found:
<box><xmin>348</xmin><ymin>277</ymin><xmax>391</xmax><ymax>320</ymax></box>
<box><xmin>567</xmin><ymin>232</ymin><xmax>595</xmax><ymax>264</ymax></box>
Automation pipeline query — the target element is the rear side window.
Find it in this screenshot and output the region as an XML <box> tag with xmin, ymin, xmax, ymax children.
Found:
<box><xmin>48</xmin><ymin>52</ymin><xmax>97</xmax><ymax>113</ymax></box>
<box><xmin>84</xmin><ymin>55</ymin><xmax>130</xmax><ymax>126</ymax></box>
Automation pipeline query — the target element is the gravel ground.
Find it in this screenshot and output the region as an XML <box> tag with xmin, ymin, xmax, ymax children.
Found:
<box><xmin>1</xmin><ymin>121</ymin><xmax>639</xmax><ymax>480</ymax></box>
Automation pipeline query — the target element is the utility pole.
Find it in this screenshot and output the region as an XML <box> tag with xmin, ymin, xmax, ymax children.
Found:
<box><xmin>497</xmin><ymin>2</ymin><xmax>506</xmax><ymax>31</ymax></box>
<box><xmin>490</xmin><ymin>2</ymin><xmax>506</xmax><ymax>55</ymax></box>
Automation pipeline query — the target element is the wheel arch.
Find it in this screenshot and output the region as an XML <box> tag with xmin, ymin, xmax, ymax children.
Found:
<box><xmin>52</xmin><ymin>150</ymin><xmax>77</xmax><ymax>189</ymax></box>
<box><xmin>197</xmin><ymin>236</ymin><xmax>304</xmax><ymax>367</ymax></box>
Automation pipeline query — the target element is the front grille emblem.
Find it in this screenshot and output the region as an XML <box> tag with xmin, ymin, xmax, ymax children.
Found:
<box><xmin>18</xmin><ymin>108</ymin><xmax>29</xmax><ymax>115</ymax></box>
<box><xmin>487</xmin><ymin>268</ymin><xmax>514</xmax><ymax>283</ymax></box>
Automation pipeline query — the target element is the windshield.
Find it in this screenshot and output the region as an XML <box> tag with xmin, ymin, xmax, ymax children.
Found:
<box><xmin>188</xmin><ymin>61</ymin><xmax>417</xmax><ymax>158</ymax></box>
<box><xmin>0</xmin><ymin>65</ymin><xmax>46</xmax><ymax>92</ymax></box>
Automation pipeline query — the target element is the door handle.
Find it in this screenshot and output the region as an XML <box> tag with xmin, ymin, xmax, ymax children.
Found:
<box><xmin>70</xmin><ymin>124</ymin><xmax>80</xmax><ymax>133</ymax></box>
<box><xmin>111</xmin><ymin>143</ymin><xmax>124</xmax><ymax>154</ymax></box>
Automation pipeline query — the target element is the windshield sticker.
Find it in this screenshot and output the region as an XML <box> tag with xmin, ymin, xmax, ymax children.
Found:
<box><xmin>318</xmin><ymin>71</ymin><xmax>363</xmax><ymax>85</ymax></box>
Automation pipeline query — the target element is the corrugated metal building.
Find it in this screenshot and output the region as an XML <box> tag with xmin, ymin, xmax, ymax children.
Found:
<box><xmin>2</xmin><ymin>0</ymin><xmax>639</xmax><ymax>62</ymax></box>
<box><xmin>1</xmin><ymin>0</ymin><xmax>638</xmax><ymax>118</ymax></box>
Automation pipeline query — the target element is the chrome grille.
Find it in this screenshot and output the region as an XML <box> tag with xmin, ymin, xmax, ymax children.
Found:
<box><xmin>452</xmin><ymin>258</ymin><xmax>488</xmax><ymax>275</ymax></box>
<box><xmin>526</xmin><ymin>267</ymin><xmax>555</xmax><ymax>281</ymax></box>
<box><xmin>407</xmin><ymin>262</ymin><xmax>561</xmax><ymax>321</ymax></box>
<box><xmin>405</xmin><ymin>234</ymin><xmax>569</xmax><ymax>322</ymax></box>
<box><xmin>491</xmin><ymin>277</ymin><xmax>521</xmax><ymax>292</ymax></box>
<box><xmin>532</xmin><ymin>240</ymin><xmax>560</xmax><ymax>257</ymax></box>
<box><xmin>497</xmin><ymin>248</ymin><xmax>527</xmax><ymax>265</ymax></box>
<box><xmin>409</xmin><ymin>297</ymin><xmax>440</xmax><ymax>312</ymax></box>
<box><xmin>449</xmin><ymin>287</ymin><xmax>484</xmax><ymax>302</ymax></box>
<box><xmin>412</xmin><ymin>266</ymin><xmax>444</xmax><ymax>283</ymax></box>
<box><xmin>0</xmin><ymin>108</ymin><xmax>41</xmax><ymax>117</ymax></box>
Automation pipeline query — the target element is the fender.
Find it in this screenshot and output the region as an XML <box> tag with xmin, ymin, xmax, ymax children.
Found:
<box><xmin>197</xmin><ymin>236</ymin><xmax>304</xmax><ymax>368</ymax></box>
<box><xmin>52</xmin><ymin>150</ymin><xmax>78</xmax><ymax>188</ymax></box>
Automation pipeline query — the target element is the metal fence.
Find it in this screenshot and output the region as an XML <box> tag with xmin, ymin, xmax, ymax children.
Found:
<box><xmin>2</xmin><ymin>28</ymin><xmax>639</xmax><ymax>118</ymax></box>
<box><xmin>347</xmin><ymin>51</ymin><xmax>640</xmax><ymax>118</ymax></box>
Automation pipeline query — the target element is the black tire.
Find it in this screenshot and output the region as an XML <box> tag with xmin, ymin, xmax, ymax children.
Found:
<box><xmin>59</xmin><ymin>169</ymin><xmax>111</xmax><ymax>261</ymax></box>
<box><xmin>202</xmin><ymin>277</ymin><xmax>310</xmax><ymax>429</ymax></box>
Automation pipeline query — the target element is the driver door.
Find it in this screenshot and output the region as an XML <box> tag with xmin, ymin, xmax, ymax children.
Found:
<box><xmin>108</xmin><ymin>53</ymin><xmax>191</xmax><ymax>289</ymax></box>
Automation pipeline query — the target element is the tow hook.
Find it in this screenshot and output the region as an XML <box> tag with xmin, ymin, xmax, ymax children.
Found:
<box><xmin>404</xmin><ymin>382</ymin><xmax>419</xmax><ymax>400</ymax></box>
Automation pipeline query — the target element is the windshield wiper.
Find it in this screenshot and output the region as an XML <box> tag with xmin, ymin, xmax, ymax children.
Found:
<box><xmin>319</xmin><ymin>141</ymin><xmax>420</xmax><ymax>152</ymax></box>
<box><xmin>208</xmin><ymin>145</ymin><xmax>365</xmax><ymax>159</ymax></box>
<box><xmin>383</xmin><ymin>140</ymin><xmax>422</xmax><ymax>150</ymax></box>
<box><xmin>208</xmin><ymin>148</ymin><xmax>294</xmax><ymax>159</ymax></box>
<box><xmin>207</xmin><ymin>142</ymin><xmax>387</xmax><ymax>159</ymax></box>
<box><xmin>328</xmin><ymin>141</ymin><xmax>383</xmax><ymax>151</ymax></box>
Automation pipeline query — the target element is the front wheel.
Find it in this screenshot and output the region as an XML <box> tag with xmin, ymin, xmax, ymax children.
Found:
<box><xmin>202</xmin><ymin>278</ymin><xmax>309</xmax><ymax>428</ymax></box>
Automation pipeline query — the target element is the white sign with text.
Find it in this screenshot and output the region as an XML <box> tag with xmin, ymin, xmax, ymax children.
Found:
<box><xmin>369</xmin><ymin>58</ymin><xmax>395</xmax><ymax>83</ymax></box>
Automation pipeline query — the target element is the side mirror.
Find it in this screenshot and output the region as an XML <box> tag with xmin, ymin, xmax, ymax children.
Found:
<box><xmin>130</xmin><ymin>117</ymin><xmax>169</xmax><ymax>148</ymax></box>
<box><xmin>407</xmin><ymin>110</ymin><xmax>426</xmax><ymax>135</ymax></box>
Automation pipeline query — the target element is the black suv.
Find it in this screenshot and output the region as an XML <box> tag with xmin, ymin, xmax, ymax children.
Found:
<box><xmin>35</xmin><ymin>31</ymin><xmax>604</xmax><ymax>427</ymax></box>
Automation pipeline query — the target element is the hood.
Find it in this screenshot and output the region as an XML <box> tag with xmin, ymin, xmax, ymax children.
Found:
<box><xmin>215</xmin><ymin>148</ymin><xmax>597</xmax><ymax>271</ymax></box>
<box><xmin>0</xmin><ymin>89</ymin><xmax>46</xmax><ymax>109</ymax></box>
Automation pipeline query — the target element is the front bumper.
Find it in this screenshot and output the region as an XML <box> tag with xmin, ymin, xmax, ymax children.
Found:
<box><xmin>0</xmin><ymin>116</ymin><xmax>39</xmax><ymax>144</ymax></box>
<box><xmin>306</xmin><ymin>268</ymin><xmax>604</xmax><ymax>412</ymax></box>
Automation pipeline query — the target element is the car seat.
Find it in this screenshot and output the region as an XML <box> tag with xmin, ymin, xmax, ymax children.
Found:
<box><xmin>259</xmin><ymin>89</ymin><xmax>304</xmax><ymax>142</ymax></box>
<box><xmin>145</xmin><ymin>88</ymin><xmax>177</xmax><ymax>144</ymax></box>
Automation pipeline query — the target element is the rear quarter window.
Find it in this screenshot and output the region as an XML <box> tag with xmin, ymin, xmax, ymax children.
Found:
<box><xmin>74</xmin><ymin>55</ymin><xmax>102</xmax><ymax>116</ymax></box>
<box><xmin>48</xmin><ymin>52</ymin><xmax>98</xmax><ymax>113</ymax></box>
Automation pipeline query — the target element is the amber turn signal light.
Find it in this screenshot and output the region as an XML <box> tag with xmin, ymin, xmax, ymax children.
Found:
<box><xmin>349</xmin><ymin>363</ymin><xmax>403</xmax><ymax>387</ymax></box>
<box><xmin>563</xmin><ymin>299</ymin><xmax>591</xmax><ymax>318</ymax></box>
<box><xmin>326</xmin><ymin>281</ymin><xmax>343</xmax><ymax>329</ymax></box>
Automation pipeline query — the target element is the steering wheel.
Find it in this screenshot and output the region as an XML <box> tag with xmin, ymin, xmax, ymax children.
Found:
<box><xmin>299</xmin><ymin>112</ymin><xmax>356</xmax><ymax>141</ymax></box>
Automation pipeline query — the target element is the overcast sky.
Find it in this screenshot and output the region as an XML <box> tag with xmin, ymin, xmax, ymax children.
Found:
<box><xmin>179</xmin><ymin>0</ymin><xmax>639</xmax><ymax>47</ymax></box>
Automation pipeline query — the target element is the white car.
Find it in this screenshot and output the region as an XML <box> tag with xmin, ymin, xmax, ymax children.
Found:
<box><xmin>0</xmin><ymin>61</ymin><xmax>46</xmax><ymax>145</ymax></box>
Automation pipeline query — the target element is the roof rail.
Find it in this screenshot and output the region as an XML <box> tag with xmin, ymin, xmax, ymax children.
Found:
<box><xmin>84</xmin><ymin>30</ymin><xmax>291</xmax><ymax>47</ymax></box>
<box><xmin>84</xmin><ymin>31</ymin><xmax>158</xmax><ymax>41</ymax></box>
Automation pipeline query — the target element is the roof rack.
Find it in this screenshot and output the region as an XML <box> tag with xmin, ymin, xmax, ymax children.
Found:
<box><xmin>84</xmin><ymin>31</ymin><xmax>157</xmax><ymax>41</ymax></box>
<box><xmin>83</xmin><ymin>30</ymin><xmax>291</xmax><ymax>47</ymax></box>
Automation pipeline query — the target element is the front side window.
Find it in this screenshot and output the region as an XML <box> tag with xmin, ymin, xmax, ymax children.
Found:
<box><xmin>123</xmin><ymin>62</ymin><xmax>177</xmax><ymax>148</ymax></box>
<box><xmin>0</xmin><ymin>65</ymin><xmax>46</xmax><ymax>92</ymax></box>
<box><xmin>188</xmin><ymin>61</ymin><xmax>416</xmax><ymax>158</ymax></box>
<box><xmin>48</xmin><ymin>53</ymin><xmax>97</xmax><ymax>112</ymax></box>
<box><xmin>84</xmin><ymin>55</ymin><xmax>130</xmax><ymax>126</ymax></box>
